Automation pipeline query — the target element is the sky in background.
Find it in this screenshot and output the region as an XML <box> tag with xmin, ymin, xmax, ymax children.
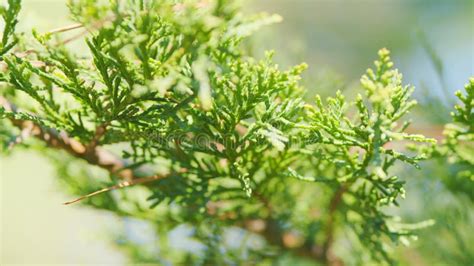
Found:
<box><xmin>251</xmin><ymin>0</ymin><xmax>473</xmax><ymax>102</ymax></box>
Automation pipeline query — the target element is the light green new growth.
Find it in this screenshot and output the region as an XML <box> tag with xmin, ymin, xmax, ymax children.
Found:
<box><xmin>426</xmin><ymin>78</ymin><xmax>474</xmax><ymax>200</ymax></box>
<box><xmin>289</xmin><ymin>48</ymin><xmax>436</xmax><ymax>262</ymax></box>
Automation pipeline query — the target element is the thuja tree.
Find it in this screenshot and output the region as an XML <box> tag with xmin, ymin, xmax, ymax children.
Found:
<box><xmin>1</xmin><ymin>0</ymin><xmax>472</xmax><ymax>265</ymax></box>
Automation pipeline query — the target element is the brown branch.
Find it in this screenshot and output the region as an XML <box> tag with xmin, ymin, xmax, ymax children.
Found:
<box><xmin>0</xmin><ymin>96</ymin><xmax>133</xmax><ymax>180</ymax></box>
<box><xmin>251</xmin><ymin>190</ymin><xmax>327</xmax><ymax>262</ymax></box>
<box><xmin>85</xmin><ymin>122</ymin><xmax>110</xmax><ymax>154</ymax></box>
<box><xmin>322</xmin><ymin>184</ymin><xmax>348</xmax><ymax>266</ymax></box>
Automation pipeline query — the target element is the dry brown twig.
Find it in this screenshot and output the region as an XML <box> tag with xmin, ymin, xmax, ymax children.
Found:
<box><xmin>63</xmin><ymin>174</ymin><xmax>166</xmax><ymax>205</ymax></box>
<box><xmin>47</xmin><ymin>23</ymin><xmax>84</xmax><ymax>35</ymax></box>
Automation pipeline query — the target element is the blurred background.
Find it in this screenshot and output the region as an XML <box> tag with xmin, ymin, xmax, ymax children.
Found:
<box><xmin>1</xmin><ymin>0</ymin><xmax>473</xmax><ymax>264</ymax></box>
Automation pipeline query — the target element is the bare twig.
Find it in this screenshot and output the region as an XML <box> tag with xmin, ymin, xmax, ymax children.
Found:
<box><xmin>63</xmin><ymin>175</ymin><xmax>165</xmax><ymax>205</ymax></box>
<box><xmin>47</xmin><ymin>23</ymin><xmax>84</xmax><ymax>35</ymax></box>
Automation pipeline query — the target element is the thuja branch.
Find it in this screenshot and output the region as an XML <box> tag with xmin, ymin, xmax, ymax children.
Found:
<box><xmin>0</xmin><ymin>0</ymin><xmax>453</xmax><ymax>264</ymax></box>
<box><xmin>0</xmin><ymin>96</ymin><xmax>132</xmax><ymax>179</ymax></box>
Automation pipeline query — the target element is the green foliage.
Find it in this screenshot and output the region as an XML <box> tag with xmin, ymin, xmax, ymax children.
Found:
<box><xmin>0</xmin><ymin>0</ymin><xmax>21</xmax><ymax>57</ymax></box>
<box><xmin>426</xmin><ymin>79</ymin><xmax>474</xmax><ymax>200</ymax></box>
<box><xmin>0</xmin><ymin>0</ymin><xmax>471</xmax><ymax>265</ymax></box>
<box><xmin>291</xmin><ymin>49</ymin><xmax>436</xmax><ymax>263</ymax></box>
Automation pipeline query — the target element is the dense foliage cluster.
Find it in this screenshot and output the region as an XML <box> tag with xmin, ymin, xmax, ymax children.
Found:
<box><xmin>425</xmin><ymin>79</ymin><xmax>474</xmax><ymax>200</ymax></box>
<box><xmin>1</xmin><ymin>0</ymin><xmax>472</xmax><ymax>265</ymax></box>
